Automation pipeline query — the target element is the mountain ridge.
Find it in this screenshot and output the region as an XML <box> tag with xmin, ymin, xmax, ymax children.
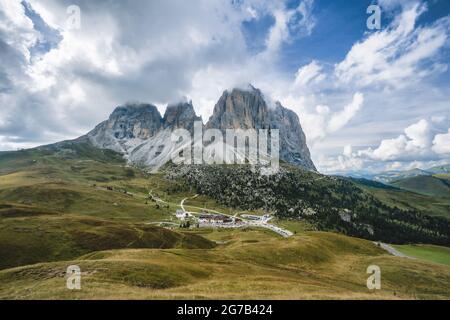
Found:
<box><xmin>85</xmin><ymin>85</ymin><xmax>316</xmax><ymax>171</ymax></box>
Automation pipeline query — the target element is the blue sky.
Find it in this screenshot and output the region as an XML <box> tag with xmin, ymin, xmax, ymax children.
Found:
<box><xmin>0</xmin><ymin>0</ymin><xmax>449</xmax><ymax>174</ymax></box>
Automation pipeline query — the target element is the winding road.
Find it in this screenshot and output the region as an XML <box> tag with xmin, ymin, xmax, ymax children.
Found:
<box><xmin>149</xmin><ymin>190</ymin><xmax>293</xmax><ymax>237</ymax></box>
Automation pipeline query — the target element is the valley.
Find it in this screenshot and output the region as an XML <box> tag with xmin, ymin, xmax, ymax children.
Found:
<box><xmin>0</xmin><ymin>140</ymin><xmax>449</xmax><ymax>299</ymax></box>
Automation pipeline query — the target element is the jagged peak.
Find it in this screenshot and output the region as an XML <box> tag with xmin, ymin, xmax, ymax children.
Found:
<box><xmin>165</xmin><ymin>100</ymin><xmax>194</xmax><ymax>113</ymax></box>
<box><xmin>224</xmin><ymin>83</ymin><xmax>261</xmax><ymax>96</ymax></box>
<box><xmin>111</xmin><ymin>102</ymin><xmax>161</xmax><ymax>119</ymax></box>
<box><xmin>163</xmin><ymin>100</ymin><xmax>201</xmax><ymax>130</ymax></box>
<box><xmin>87</xmin><ymin>85</ymin><xmax>316</xmax><ymax>171</ymax></box>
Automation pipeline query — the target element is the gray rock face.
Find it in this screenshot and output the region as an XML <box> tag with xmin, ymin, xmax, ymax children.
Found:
<box><xmin>87</xmin><ymin>103</ymin><xmax>163</xmax><ymax>154</ymax></box>
<box><xmin>206</xmin><ymin>86</ymin><xmax>270</xmax><ymax>130</ymax></box>
<box><xmin>269</xmin><ymin>102</ymin><xmax>316</xmax><ymax>170</ymax></box>
<box><xmin>206</xmin><ymin>87</ymin><xmax>316</xmax><ymax>171</ymax></box>
<box><xmin>163</xmin><ymin>101</ymin><xmax>202</xmax><ymax>132</ymax></box>
<box><xmin>85</xmin><ymin>86</ymin><xmax>316</xmax><ymax>171</ymax></box>
<box><xmin>108</xmin><ymin>103</ymin><xmax>162</xmax><ymax>139</ymax></box>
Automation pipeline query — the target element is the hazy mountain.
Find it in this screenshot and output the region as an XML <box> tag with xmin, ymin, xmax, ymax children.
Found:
<box><xmin>390</xmin><ymin>176</ymin><xmax>450</xmax><ymax>198</ymax></box>
<box><xmin>372</xmin><ymin>165</ymin><xmax>450</xmax><ymax>184</ymax></box>
<box><xmin>373</xmin><ymin>168</ymin><xmax>432</xmax><ymax>183</ymax></box>
<box><xmin>427</xmin><ymin>164</ymin><xmax>450</xmax><ymax>174</ymax></box>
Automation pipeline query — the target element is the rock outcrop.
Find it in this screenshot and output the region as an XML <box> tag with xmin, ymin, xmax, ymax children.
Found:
<box><xmin>206</xmin><ymin>86</ymin><xmax>315</xmax><ymax>170</ymax></box>
<box><xmin>163</xmin><ymin>101</ymin><xmax>201</xmax><ymax>132</ymax></box>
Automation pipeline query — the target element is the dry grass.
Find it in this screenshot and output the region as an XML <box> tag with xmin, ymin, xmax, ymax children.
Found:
<box><xmin>1</xmin><ymin>231</ymin><xmax>449</xmax><ymax>300</ymax></box>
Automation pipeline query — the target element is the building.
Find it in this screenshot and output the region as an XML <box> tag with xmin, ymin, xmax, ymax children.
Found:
<box><xmin>199</xmin><ymin>214</ymin><xmax>232</xmax><ymax>224</ymax></box>
<box><xmin>176</xmin><ymin>209</ymin><xmax>188</xmax><ymax>221</ymax></box>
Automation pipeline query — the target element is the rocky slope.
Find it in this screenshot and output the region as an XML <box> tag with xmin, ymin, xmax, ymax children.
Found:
<box><xmin>85</xmin><ymin>85</ymin><xmax>316</xmax><ymax>171</ymax></box>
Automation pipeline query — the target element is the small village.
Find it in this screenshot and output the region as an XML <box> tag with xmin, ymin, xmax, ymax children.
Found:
<box><xmin>174</xmin><ymin>208</ymin><xmax>293</xmax><ymax>238</ymax></box>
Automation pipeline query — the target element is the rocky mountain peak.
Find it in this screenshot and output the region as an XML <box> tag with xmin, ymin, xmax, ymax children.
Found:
<box><xmin>108</xmin><ymin>103</ymin><xmax>162</xmax><ymax>140</ymax></box>
<box><xmin>206</xmin><ymin>86</ymin><xmax>270</xmax><ymax>130</ymax></box>
<box><xmin>163</xmin><ymin>101</ymin><xmax>202</xmax><ymax>132</ymax></box>
<box><xmin>206</xmin><ymin>85</ymin><xmax>316</xmax><ymax>171</ymax></box>
<box><xmin>269</xmin><ymin>101</ymin><xmax>316</xmax><ymax>170</ymax></box>
<box><xmin>86</xmin><ymin>85</ymin><xmax>316</xmax><ymax>171</ymax></box>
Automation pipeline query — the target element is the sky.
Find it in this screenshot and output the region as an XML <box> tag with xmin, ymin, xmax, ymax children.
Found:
<box><xmin>0</xmin><ymin>0</ymin><xmax>449</xmax><ymax>175</ymax></box>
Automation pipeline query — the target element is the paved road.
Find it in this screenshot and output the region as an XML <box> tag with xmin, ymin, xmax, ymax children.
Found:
<box><xmin>376</xmin><ymin>242</ymin><xmax>412</xmax><ymax>258</ymax></box>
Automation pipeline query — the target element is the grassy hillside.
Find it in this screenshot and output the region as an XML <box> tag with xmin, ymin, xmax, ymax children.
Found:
<box><xmin>0</xmin><ymin>207</ymin><xmax>214</xmax><ymax>270</ymax></box>
<box><xmin>1</xmin><ymin>141</ymin><xmax>449</xmax><ymax>300</ymax></box>
<box><xmin>372</xmin><ymin>169</ymin><xmax>431</xmax><ymax>184</ymax></box>
<box><xmin>391</xmin><ymin>176</ymin><xmax>450</xmax><ymax>198</ymax></box>
<box><xmin>392</xmin><ymin>244</ymin><xmax>450</xmax><ymax>267</ymax></box>
<box><xmin>0</xmin><ymin>142</ymin><xmax>217</xmax><ymax>271</ymax></box>
<box><xmin>0</xmin><ymin>230</ymin><xmax>449</xmax><ymax>300</ymax></box>
<box><xmin>435</xmin><ymin>173</ymin><xmax>450</xmax><ymax>180</ymax></box>
<box><xmin>427</xmin><ymin>165</ymin><xmax>450</xmax><ymax>174</ymax></box>
<box><xmin>355</xmin><ymin>182</ymin><xmax>450</xmax><ymax>220</ymax></box>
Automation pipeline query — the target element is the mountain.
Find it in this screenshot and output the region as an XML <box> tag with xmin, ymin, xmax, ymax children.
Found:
<box><xmin>373</xmin><ymin>168</ymin><xmax>432</xmax><ymax>183</ymax></box>
<box><xmin>391</xmin><ymin>175</ymin><xmax>450</xmax><ymax>198</ymax></box>
<box><xmin>369</xmin><ymin>164</ymin><xmax>450</xmax><ymax>198</ymax></box>
<box><xmin>87</xmin><ymin>101</ymin><xmax>200</xmax><ymax>171</ymax></box>
<box><xmin>163</xmin><ymin>101</ymin><xmax>202</xmax><ymax>132</ymax></box>
<box><xmin>372</xmin><ymin>164</ymin><xmax>450</xmax><ymax>184</ymax></box>
<box><xmin>427</xmin><ymin>164</ymin><xmax>450</xmax><ymax>175</ymax></box>
<box><xmin>206</xmin><ymin>86</ymin><xmax>316</xmax><ymax>170</ymax></box>
<box><xmin>86</xmin><ymin>85</ymin><xmax>316</xmax><ymax>171</ymax></box>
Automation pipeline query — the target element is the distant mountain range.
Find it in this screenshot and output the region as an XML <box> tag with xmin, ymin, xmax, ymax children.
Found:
<box><xmin>370</xmin><ymin>165</ymin><xmax>450</xmax><ymax>183</ymax></box>
<box><xmin>352</xmin><ymin>165</ymin><xmax>450</xmax><ymax>199</ymax></box>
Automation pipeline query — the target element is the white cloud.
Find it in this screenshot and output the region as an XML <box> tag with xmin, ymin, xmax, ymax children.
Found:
<box><xmin>328</xmin><ymin>93</ymin><xmax>364</xmax><ymax>132</ymax></box>
<box><xmin>293</xmin><ymin>60</ymin><xmax>324</xmax><ymax>87</ymax></box>
<box><xmin>317</xmin><ymin>119</ymin><xmax>450</xmax><ymax>174</ymax></box>
<box><xmin>371</xmin><ymin>134</ymin><xmax>409</xmax><ymax>161</ymax></box>
<box><xmin>432</xmin><ymin>129</ymin><xmax>450</xmax><ymax>154</ymax></box>
<box><xmin>262</xmin><ymin>0</ymin><xmax>315</xmax><ymax>58</ymax></box>
<box><xmin>404</xmin><ymin>118</ymin><xmax>432</xmax><ymax>149</ymax></box>
<box><xmin>287</xmin><ymin>92</ymin><xmax>364</xmax><ymax>146</ymax></box>
<box><xmin>335</xmin><ymin>2</ymin><xmax>450</xmax><ymax>89</ymax></box>
<box><xmin>366</xmin><ymin>119</ymin><xmax>436</xmax><ymax>161</ymax></box>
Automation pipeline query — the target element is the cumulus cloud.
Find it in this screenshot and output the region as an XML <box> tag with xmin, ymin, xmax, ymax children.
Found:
<box><xmin>264</xmin><ymin>0</ymin><xmax>315</xmax><ymax>56</ymax></box>
<box><xmin>365</xmin><ymin>119</ymin><xmax>441</xmax><ymax>161</ymax></box>
<box><xmin>317</xmin><ymin>118</ymin><xmax>450</xmax><ymax>174</ymax></box>
<box><xmin>432</xmin><ymin>129</ymin><xmax>450</xmax><ymax>155</ymax></box>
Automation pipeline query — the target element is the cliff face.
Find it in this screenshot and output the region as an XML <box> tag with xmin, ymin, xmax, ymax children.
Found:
<box><xmin>107</xmin><ymin>104</ymin><xmax>162</xmax><ymax>139</ymax></box>
<box><xmin>163</xmin><ymin>101</ymin><xmax>202</xmax><ymax>132</ymax></box>
<box><xmin>85</xmin><ymin>85</ymin><xmax>316</xmax><ymax>171</ymax></box>
<box><xmin>269</xmin><ymin>102</ymin><xmax>316</xmax><ymax>170</ymax></box>
<box><xmin>206</xmin><ymin>87</ymin><xmax>270</xmax><ymax>130</ymax></box>
<box><xmin>206</xmin><ymin>87</ymin><xmax>316</xmax><ymax>170</ymax></box>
